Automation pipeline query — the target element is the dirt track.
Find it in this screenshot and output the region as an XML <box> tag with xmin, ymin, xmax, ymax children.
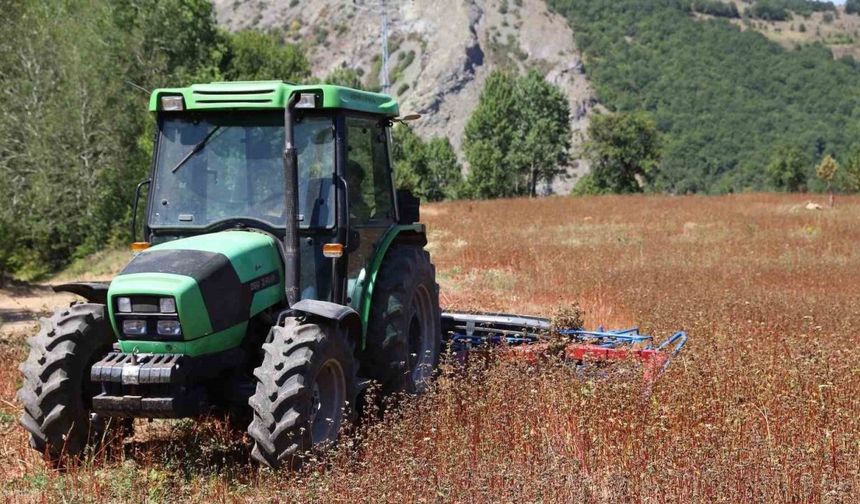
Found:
<box><xmin>0</xmin><ymin>283</ymin><xmax>77</xmax><ymax>340</ymax></box>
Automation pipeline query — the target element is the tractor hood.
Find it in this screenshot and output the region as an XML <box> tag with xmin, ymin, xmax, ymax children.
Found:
<box><xmin>107</xmin><ymin>231</ymin><xmax>284</xmax><ymax>356</ymax></box>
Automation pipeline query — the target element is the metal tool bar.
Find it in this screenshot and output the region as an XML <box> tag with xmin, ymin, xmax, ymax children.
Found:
<box><xmin>441</xmin><ymin>310</ymin><xmax>688</xmax><ymax>379</ymax></box>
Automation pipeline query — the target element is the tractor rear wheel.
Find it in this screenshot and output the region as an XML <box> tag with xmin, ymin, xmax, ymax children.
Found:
<box><xmin>248</xmin><ymin>318</ymin><xmax>357</xmax><ymax>469</ymax></box>
<box><xmin>17</xmin><ymin>303</ymin><xmax>117</xmax><ymax>464</ymax></box>
<box><xmin>364</xmin><ymin>245</ymin><xmax>441</xmax><ymax>395</ymax></box>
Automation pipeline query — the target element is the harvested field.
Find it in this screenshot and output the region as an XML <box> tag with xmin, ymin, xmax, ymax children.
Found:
<box><xmin>1</xmin><ymin>193</ymin><xmax>859</xmax><ymax>502</ymax></box>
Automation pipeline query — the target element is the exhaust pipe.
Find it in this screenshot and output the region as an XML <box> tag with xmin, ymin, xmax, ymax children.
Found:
<box><xmin>283</xmin><ymin>93</ymin><xmax>300</xmax><ymax>307</ymax></box>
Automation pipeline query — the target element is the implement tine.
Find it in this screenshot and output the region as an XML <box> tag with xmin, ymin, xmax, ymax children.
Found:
<box><xmin>560</xmin><ymin>329</ymin><xmax>653</xmax><ymax>346</ymax></box>
<box><xmin>610</xmin><ymin>327</ymin><xmax>640</xmax><ymax>335</ymax></box>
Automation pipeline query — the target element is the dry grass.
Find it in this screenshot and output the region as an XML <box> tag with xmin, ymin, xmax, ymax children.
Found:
<box><xmin>49</xmin><ymin>247</ymin><xmax>131</xmax><ymax>283</ymax></box>
<box><xmin>2</xmin><ymin>193</ymin><xmax>860</xmax><ymax>502</ymax></box>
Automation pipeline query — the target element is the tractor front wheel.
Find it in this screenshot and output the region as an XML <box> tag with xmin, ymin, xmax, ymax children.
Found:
<box><xmin>17</xmin><ymin>303</ymin><xmax>117</xmax><ymax>464</ymax></box>
<box><xmin>248</xmin><ymin>318</ymin><xmax>357</xmax><ymax>469</ymax></box>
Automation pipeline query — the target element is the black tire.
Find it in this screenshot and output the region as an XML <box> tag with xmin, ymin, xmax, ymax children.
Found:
<box><xmin>363</xmin><ymin>245</ymin><xmax>441</xmax><ymax>395</ymax></box>
<box><xmin>17</xmin><ymin>303</ymin><xmax>116</xmax><ymax>463</ymax></box>
<box><xmin>248</xmin><ymin>318</ymin><xmax>358</xmax><ymax>469</ymax></box>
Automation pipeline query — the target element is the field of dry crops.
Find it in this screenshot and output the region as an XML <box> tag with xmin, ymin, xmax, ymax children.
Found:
<box><xmin>1</xmin><ymin>193</ymin><xmax>859</xmax><ymax>502</ymax></box>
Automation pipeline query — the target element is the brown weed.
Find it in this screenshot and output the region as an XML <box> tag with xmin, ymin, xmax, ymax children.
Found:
<box><xmin>2</xmin><ymin>193</ymin><xmax>859</xmax><ymax>502</ymax></box>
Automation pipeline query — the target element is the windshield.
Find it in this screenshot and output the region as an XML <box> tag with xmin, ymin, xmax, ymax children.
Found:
<box><xmin>149</xmin><ymin>111</ymin><xmax>335</xmax><ymax>229</ymax></box>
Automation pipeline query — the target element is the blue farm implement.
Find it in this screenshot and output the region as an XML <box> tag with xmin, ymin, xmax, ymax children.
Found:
<box><xmin>441</xmin><ymin>312</ymin><xmax>687</xmax><ymax>383</ymax></box>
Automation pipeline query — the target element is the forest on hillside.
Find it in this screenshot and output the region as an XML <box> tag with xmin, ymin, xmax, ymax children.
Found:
<box><xmin>549</xmin><ymin>0</ymin><xmax>860</xmax><ymax>193</ymax></box>
<box><xmin>0</xmin><ymin>1</ymin><xmax>312</xmax><ymax>277</ymax></box>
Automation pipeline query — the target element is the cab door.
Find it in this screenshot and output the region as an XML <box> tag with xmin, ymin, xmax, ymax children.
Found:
<box><xmin>343</xmin><ymin>115</ymin><xmax>396</xmax><ymax>309</ymax></box>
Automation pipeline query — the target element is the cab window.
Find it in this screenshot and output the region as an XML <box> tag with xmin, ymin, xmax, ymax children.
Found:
<box><xmin>345</xmin><ymin>117</ymin><xmax>394</xmax><ymax>225</ymax></box>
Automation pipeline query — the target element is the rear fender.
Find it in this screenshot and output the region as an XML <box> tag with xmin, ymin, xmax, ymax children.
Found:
<box><xmin>289</xmin><ymin>299</ymin><xmax>361</xmax><ymax>344</ymax></box>
<box><xmin>355</xmin><ymin>224</ymin><xmax>426</xmax><ymax>348</ymax></box>
<box><xmin>53</xmin><ymin>282</ymin><xmax>110</xmax><ymax>304</ymax></box>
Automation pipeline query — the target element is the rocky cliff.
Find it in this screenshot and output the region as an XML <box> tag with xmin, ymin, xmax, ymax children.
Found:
<box><xmin>212</xmin><ymin>0</ymin><xmax>598</xmax><ymax>192</ymax></box>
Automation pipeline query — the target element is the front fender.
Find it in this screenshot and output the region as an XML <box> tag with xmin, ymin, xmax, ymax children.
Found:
<box><xmin>290</xmin><ymin>299</ymin><xmax>361</xmax><ymax>342</ymax></box>
<box><xmin>52</xmin><ymin>282</ymin><xmax>110</xmax><ymax>304</ymax></box>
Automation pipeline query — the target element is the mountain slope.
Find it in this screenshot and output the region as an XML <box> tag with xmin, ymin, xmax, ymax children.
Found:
<box><xmin>212</xmin><ymin>0</ymin><xmax>598</xmax><ymax>192</ymax></box>
<box><xmin>549</xmin><ymin>0</ymin><xmax>860</xmax><ymax>193</ymax></box>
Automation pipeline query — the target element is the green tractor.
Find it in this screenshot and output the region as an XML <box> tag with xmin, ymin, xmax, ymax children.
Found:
<box><xmin>17</xmin><ymin>81</ymin><xmax>441</xmax><ymax>468</ymax></box>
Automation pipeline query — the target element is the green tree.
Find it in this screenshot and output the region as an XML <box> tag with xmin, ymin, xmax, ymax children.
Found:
<box><xmin>583</xmin><ymin>112</ymin><xmax>660</xmax><ymax>194</ymax></box>
<box><xmin>0</xmin><ymin>1</ymin><xmax>134</xmax><ymax>277</ymax></box>
<box><xmin>391</xmin><ymin>125</ymin><xmax>425</xmax><ymax>193</ymax></box>
<box><xmin>766</xmin><ymin>145</ymin><xmax>809</xmax><ymax>192</ymax></box>
<box><xmin>691</xmin><ymin>0</ymin><xmax>740</xmax><ymax>18</ymax></box>
<box><xmin>391</xmin><ymin>125</ymin><xmax>463</xmax><ymax>201</ymax></box>
<box><xmin>463</xmin><ymin>70</ymin><xmax>571</xmax><ymax>198</ymax></box>
<box><xmin>748</xmin><ymin>1</ymin><xmax>791</xmax><ymax>21</ymax></box>
<box><xmin>463</xmin><ymin>71</ymin><xmax>520</xmax><ymax>198</ymax></box>
<box><xmin>223</xmin><ymin>30</ymin><xmax>309</xmax><ymax>82</ymax></box>
<box><xmin>570</xmin><ymin>173</ymin><xmax>607</xmax><ymax>196</ymax></box>
<box><xmin>323</xmin><ymin>67</ymin><xmax>365</xmax><ymax>89</ymax></box>
<box><xmin>839</xmin><ymin>147</ymin><xmax>860</xmax><ymax>193</ymax></box>
<box><xmin>423</xmin><ymin>138</ymin><xmax>464</xmax><ymax>201</ymax></box>
<box><xmin>112</xmin><ymin>0</ymin><xmax>225</xmax><ymax>85</ymax></box>
<box><xmin>509</xmin><ymin>71</ymin><xmax>571</xmax><ymax>196</ymax></box>
<box><xmin>816</xmin><ymin>154</ymin><xmax>838</xmax><ymax>206</ymax></box>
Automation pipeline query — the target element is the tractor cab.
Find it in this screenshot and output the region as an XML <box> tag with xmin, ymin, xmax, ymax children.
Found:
<box><xmin>141</xmin><ymin>82</ymin><xmax>412</xmax><ymax>307</ymax></box>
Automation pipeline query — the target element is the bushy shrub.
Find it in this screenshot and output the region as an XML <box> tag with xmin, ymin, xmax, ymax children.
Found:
<box><xmin>749</xmin><ymin>1</ymin><xmax>791</xmax><ymax>21</ymax></box>
<box><xmin>766</xmin><ymin>145</ymin><xmax>810</xmax><ymax>192</ymax></box>
<box><xmin>583</xmin><ymin>112</ymin><xmax>661</xmax><ymax>194</ymax></box>
<box><xmin>691</xmin><ymin>0</ymin><xmax>740</xmax><ymax>18</ymax></box>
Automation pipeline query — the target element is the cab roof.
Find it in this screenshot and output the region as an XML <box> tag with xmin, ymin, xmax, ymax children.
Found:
<box><xmin>148</xmin><ymin>81</ymin><xmax>399</xmax><ymax>117</ymax></box>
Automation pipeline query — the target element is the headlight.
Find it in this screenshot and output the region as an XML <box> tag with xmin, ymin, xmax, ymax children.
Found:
<box><xmin>122</xmin><ymin>319</ymin><xmax>147</xmax><ymax>336</ymax></box>
<box><xmin>295</xmin><ymin>92</ymin><xmax>318</xmax><ymax>109</ymax></box>
<box><xmin>160</xmin><ymin>95</ymin><xmax>184</xmax><ymax>111</ymax></box>
<box><xmin>156</xmin><ymin>320</ymin><xmax>182</xmax><ymax>337</ymax></box>
<box><xmin>117</xmin><ymin>297</ymin><xmax>132</xmax><ymax>313</ymax></box>
<box><xmin>159</xmin><ymin>297</ymin><xmax>176</xmax><ymax>313</ymax></box>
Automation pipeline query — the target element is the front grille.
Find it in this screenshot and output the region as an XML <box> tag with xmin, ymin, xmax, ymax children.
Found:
<box><xmin>192</xmin><ymin>88</ymin><xmax>276</xmax><ymax>95</ymax></box>
<box><xmin>191</xmin><ymin>87</ymin><xmax>277</xmax><ymax>105</ymax></box>
<box><xmin>90</xmin><ymin>352</ymin><xmax>197</xmax><ymax>417</ymax></box>
<box><xmin>89</xmin><ymin>349</ymin><xmax>245</xmax><ymax>418</ymax></box>
<box><xmin>91</xmin><ymin>352</ymin><xmax>184</xmax><ymax>384</ymax></box>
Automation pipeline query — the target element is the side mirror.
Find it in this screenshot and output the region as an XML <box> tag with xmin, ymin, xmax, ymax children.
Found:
<box><xmin>396</xmin><ymin>189</ymin><xmax>420</xmax><ymax>224</ymax></box>
<box><xmin>346</xmin><ymin>229</ymin><xmax>361</xmax><ymax>254</ymax></box>
<box><xmin>131</xmin><ymin>178</ymin><xmax>151</xmax><ymax>242</ymax></box>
